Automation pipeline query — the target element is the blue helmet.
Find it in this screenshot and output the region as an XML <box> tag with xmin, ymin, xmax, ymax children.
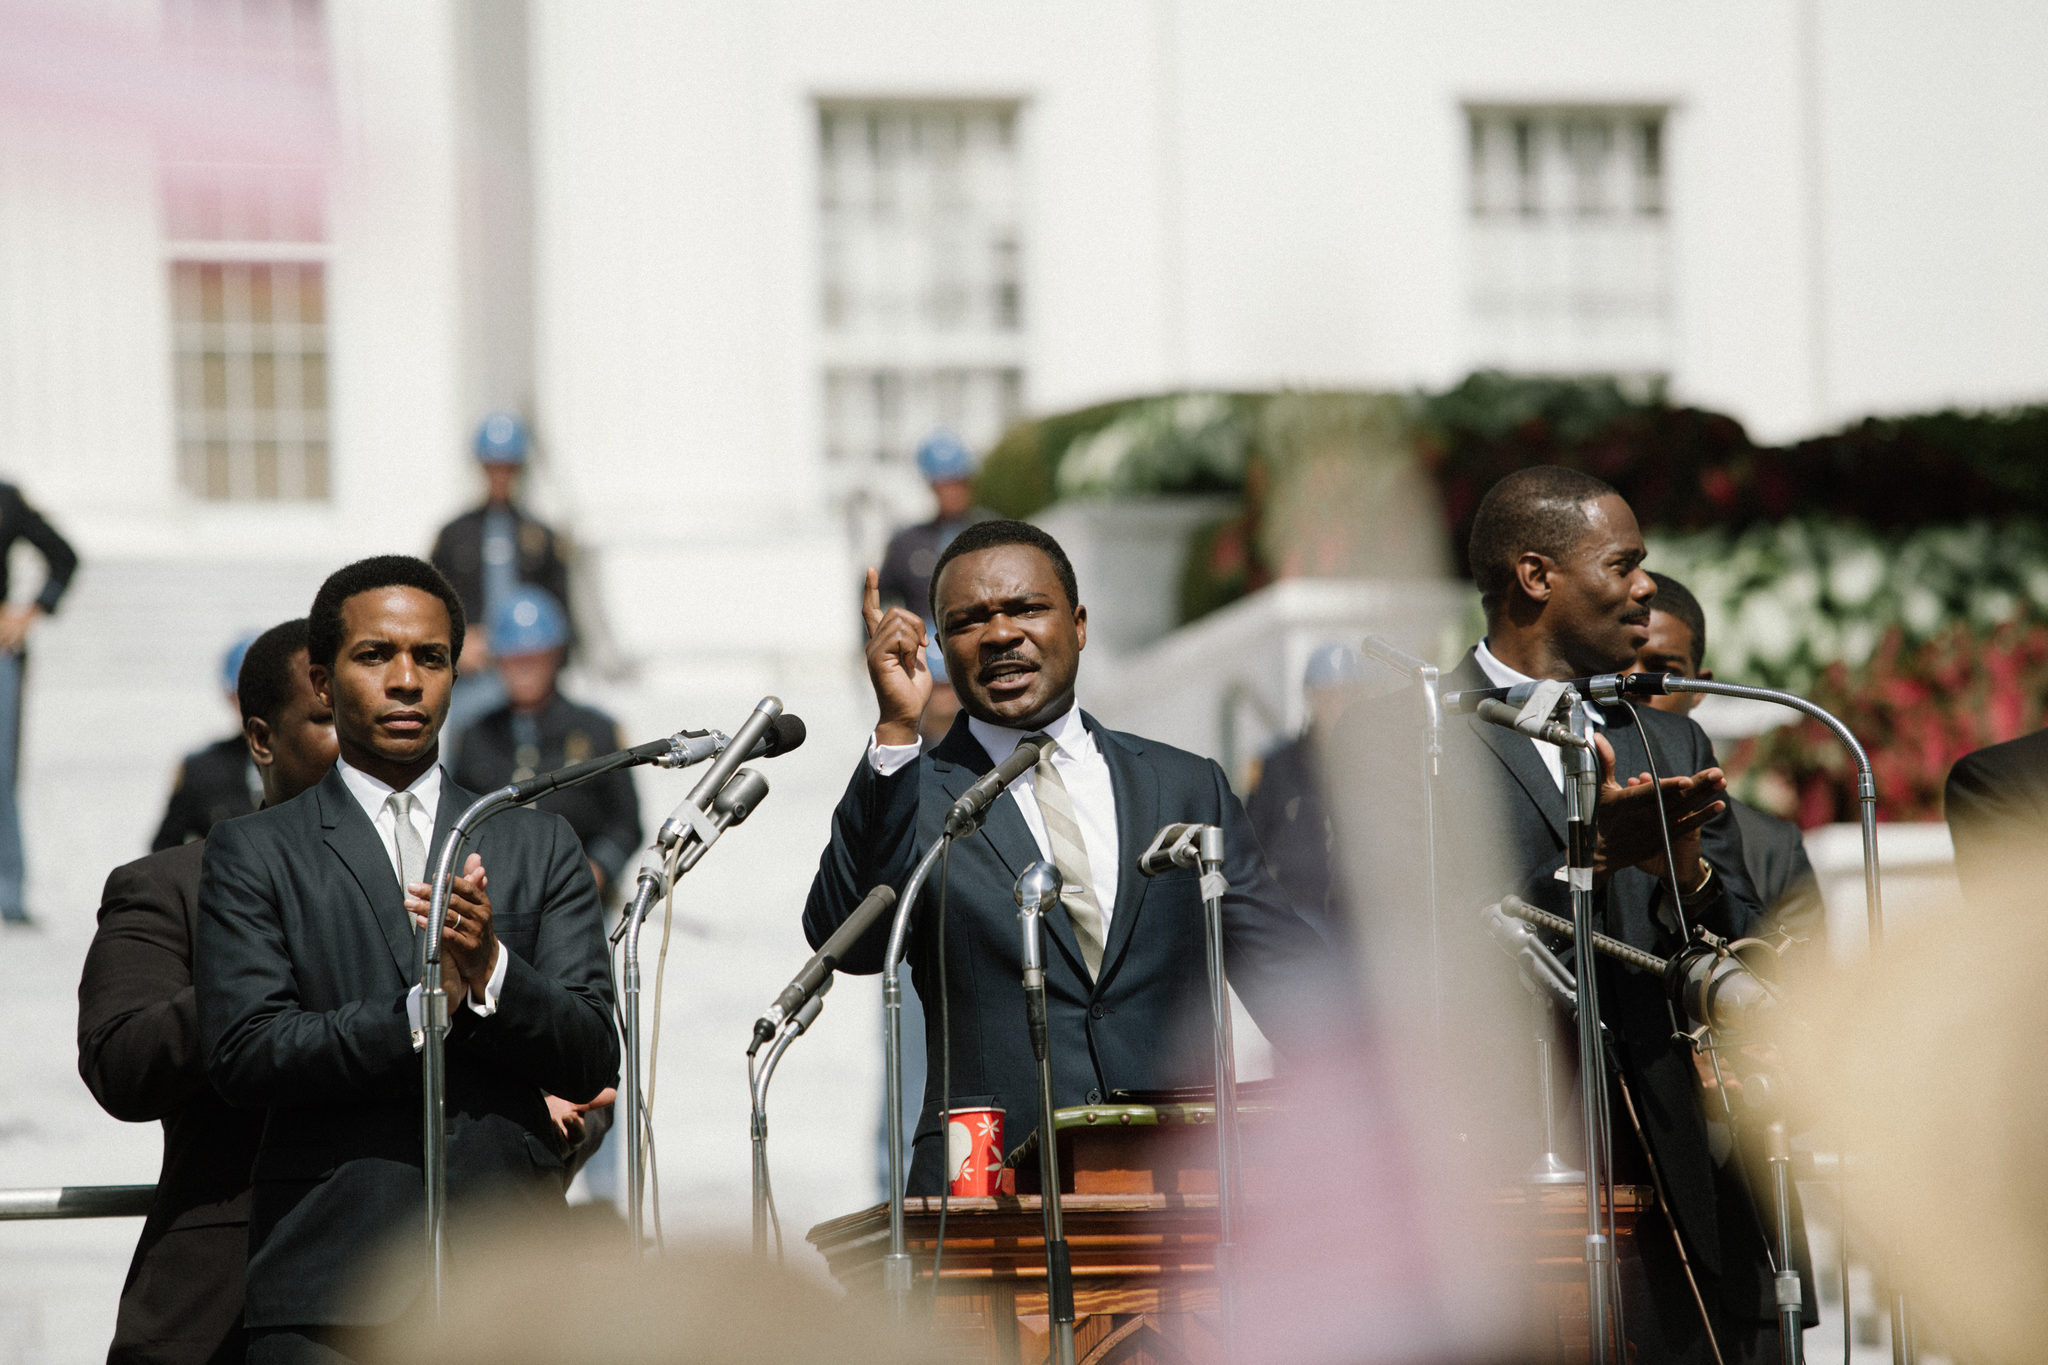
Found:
<box><xmin>221</xmin><ymin>631</ymin><xmax>261</xmax><ymax>696</ymax></box>
<box><xmin>915</xmin><ymin>429</ymin><xmax>975</xmax><ymax>484</ymax></box>
<box><xmin>1303</xmin><ymin>642</ymin><xmax>1363</xmax><ymax>693</ymax></box>
<box><xmin>474</xmin><ymin>412</ymin><xmax>529</xmax><ymax>465</ymax></box>
<box><xmin>490</xmin><ymin>586</ymin><xmax>568</xmax><ymax>657</ymax></box>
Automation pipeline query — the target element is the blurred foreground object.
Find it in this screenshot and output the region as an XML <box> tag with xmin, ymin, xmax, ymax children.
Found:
<box><xmin>366</xmin><ymin>1221</ymin><xmax>940</xmax><ymax>1365</ymax></box>
<box><xmin>1787</xmin><ymin>898</ymin><xmax>2048</xmax><ymax>1365</ymax></box>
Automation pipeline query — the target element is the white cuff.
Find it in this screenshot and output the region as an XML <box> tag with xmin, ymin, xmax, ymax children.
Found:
<box><xmin>867</xmin><ymin>732</ymin><xmax>922</xmax><ymax>777</ymax></box>
<box><xmin>466</xmin><ymin>941</ymin><xmax>508</xmax><ymax>1017</ymax></box>
<box><xmin>406</xmin><ymin>942</ymin><xmax>508</xmax><ymax>1052</ymax></box>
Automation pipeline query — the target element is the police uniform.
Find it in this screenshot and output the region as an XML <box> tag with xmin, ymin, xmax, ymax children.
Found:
<box><xmin>451</xmin><ymin>694</ymin><xmax>642</xmax><ymax>891</ymax></box>
<box><xmin>152</xmin><ymin>736</ymin><xmax>259</xmax><ymax>852</ymax></box>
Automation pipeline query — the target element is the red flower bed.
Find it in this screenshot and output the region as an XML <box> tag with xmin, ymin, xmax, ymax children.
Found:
<box><xmin>1725</xmin><ymin>621</ymin><xmax>2048</xmax><ymax>825</ymax></box>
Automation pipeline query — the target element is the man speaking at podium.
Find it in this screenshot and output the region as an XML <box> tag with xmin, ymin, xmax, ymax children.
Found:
<box><xmin>804</xmin><ymin>519</ymin><xmax>1330</xmax><ymax>1196</ymax></box>
<box><xmin>196</xmin><ymin>556</ymin><xmax>618</xmax><ymax>1363</ymax></box>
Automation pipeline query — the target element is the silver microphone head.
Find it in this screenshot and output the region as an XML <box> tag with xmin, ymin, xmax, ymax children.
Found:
<box><xmin>1014</xmin><ymin>860</ymin><xmax>1060</xmax><ymax>911</ymax></box>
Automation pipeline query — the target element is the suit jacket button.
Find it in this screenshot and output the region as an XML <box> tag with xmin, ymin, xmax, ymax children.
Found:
<box><xmin>1089</xmin><ymin>1003</ymin><xmax>1105</xmax><ymax>1019</ymax></box>
<box><xmin>1086</xmin><ymin>1088</ymin><xmax>1102</xmax><ymax>1104</ymax></box>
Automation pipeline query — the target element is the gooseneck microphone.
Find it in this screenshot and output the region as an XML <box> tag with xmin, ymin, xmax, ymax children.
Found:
<box><xmin>1473</xmin><ymin>697</ymin><xmax>1593</xmax><ymax>751</ymax></box>
<box><xmin>751</xmin><ymin>884</ymin><xmax>896</xmax><ymax>1053</ymax></box>
<box><xmin>1013</xmin><ymin>860</ymin><xmax>1077</xmax><ymax>1365</ymax></box>
<box><xmin>1136</xmin><ymin>823</ymin><xmax>1205</xmax><ymax>877</ymax></box>
<box><xmin>508</xmin><ymin>728</ymin><xmax>727</xmax><ymax>803</ymax></box>
<box><xmin>945</xmin><ymin>733</ymin><xmax>1055</xmax><ymax>837</ymax></box>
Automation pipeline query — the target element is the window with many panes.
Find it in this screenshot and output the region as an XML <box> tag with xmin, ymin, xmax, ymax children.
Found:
<box><xmin>817</xmin><ymin>100</ymin><xmax>1025</xmax><ymax>557</ymax></box>
<box><xmin>162</xmin><ymin>0</ymin><xmax>332</xmax><ymax>501</ymax></box>
<box><xmin>1466</xmin><ymin>105</ymin><xmax>1670</xmax><ymax>380</ymax></box>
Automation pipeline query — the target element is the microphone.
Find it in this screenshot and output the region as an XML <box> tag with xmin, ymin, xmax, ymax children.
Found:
<box><xmin>746</xmin><ymin>713</ymin><xmax>808</xmax><ymax>760</ymax></box>
<box><xmin>1137</xmin><ymin>823</ymin><xmax>1205</xmax><ymax>877</ymax></box>
<box><xmin>1473</xmin><ymin>697</ymin><xmax>1592</xmax><ymax>752</ymax></box>
<box><xmin>752</xmin><ymin>884</ymin><xmax>896</xmax><ymax>1052</ymax></box>
<box><xmin>1014</xmin><ymin>862</ymin><xmax>1059</xmax><ymax>1062</ymax></box>
<box><xmin>944</xmin><ymin>733</ymin><xmax>1055</xmax><ymax>837</ymax></box>
<box><xmin>507</xmin><ymin>728</ymin><xmax>727</xmax><ymax>803</ymax></box>
<box><xmin>672</xmin><ymin>768</ymin><xmax>769</xmax><ymax>874</ymax></box>
<box><xmin>1442</xmin><ymin>671</ymin><xmax>1679</xmax><ymax>715</ymax></box>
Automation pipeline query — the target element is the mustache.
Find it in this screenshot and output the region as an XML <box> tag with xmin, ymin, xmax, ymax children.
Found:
<box><xmin>1620</xmin><ymin>606</ymin><xmax>1653</xmax><ymax>626</ymax></box>
<box><xmin>978</xmin><ymin>648</ymin><xmax>1036</xmax><ymax>676</ymax></box>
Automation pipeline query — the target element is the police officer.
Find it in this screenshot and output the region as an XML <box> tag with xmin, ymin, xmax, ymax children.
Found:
<box><xmin>432</xmin><ymin>412</ymin><xmax>574</xmax><ymax>744</ymax></box>
<box><xmin>1244</xmin><ymin>642</ymin><xmax>1362</xmax><ymax>946</ymax></box>
<box><xmin>873</xmin><ymin>429</ymin><xmax>995</xmax><ymax>748</ymax></box>
<box><xmin>152</xmin><ymin>633</ymin><xmax>264</xmax><ymax>850</ymax></box>
<box><xmin>450</xmin><ymin>586</ymin><xmax>641</xmax><ymax>898</ymax></box>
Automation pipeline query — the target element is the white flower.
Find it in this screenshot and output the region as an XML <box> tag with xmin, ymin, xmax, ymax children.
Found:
<box><xmin>1828</xmin><ymin>548</ymin><xmax>1886</xmax><ymax>608</ymax></box>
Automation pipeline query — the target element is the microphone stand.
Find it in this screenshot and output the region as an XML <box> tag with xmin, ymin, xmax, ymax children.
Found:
<box><xmin>1015</xmin><ymin>862</ymin><xmax>1077</xmax><ymax>1365</ymax></box>
<box><xmin>416</xmin><ymin>728</ymin><xmax>719</xmax><ymax>1314</ymax></box>
<box><xmin>878</xmin><ymin>732</ymin><xmax>1053</xmax><ymax>1322</ymax></box>
<box><xmin>1557</xmin><ymin>695</ymin><xmax>1619</xmax><ymax>1365</ymax></box>
<box><xmin>617</xmin><ymin>766</ymin><xmax>774</xmax><ymax>1253</ymax></box>
<box><xmin>1607</xmin><ymin>672</ymin><xmax>1898</xmax><ymax>1363</ymax></box>
<box><xmin>1362</xmin><ymin>636</ymin><xmax>1445</xmax><ymax>1044</ymax></box>
<box><xmin>1193</xmin><ymin>825</ymin><xmax>1242</xmax><ymax>1350</ymax></box>
<box><xmin>751</xmin><ymin>986</ymin><xmax>828</xmax><ymax>1258</ymax></box>
<box><xmin>620</xmin><ymin>865</ymin><xmax>664</xmax><ymax>1255</ymax></box>
<box><xmin>881</xmin><ymin>835</ymin><xmax>951</xmax><ymax>1319</ymax></box>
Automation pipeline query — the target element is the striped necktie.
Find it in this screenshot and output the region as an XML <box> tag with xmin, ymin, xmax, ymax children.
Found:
<box><xmin>1028</xmin><ymin>735</ymin><xmax>1106</xmax><ymax>978</ymax></box>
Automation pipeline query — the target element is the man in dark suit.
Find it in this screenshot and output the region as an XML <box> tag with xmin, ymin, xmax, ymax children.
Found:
<box><xmin>80</xmin><ymin>619</ymin><xmax>337</xmax><ymax>1365</ymax></box>
<box><xmin>196</xmin><ymin>556</ymin><xmax>618</xmax><ymax>1363</ymax></box>
<box><xmin>1629</xmin><ymin>571</ymin><xmax>1825</xmax><ymax>953</ymax></box>
<box><xmin>805</xmin><ymin>520</ymin><xmax>1331</xmax><ymax>1195</ymax></box>
<box><xmin>1330</xmin><ymin>468</ymin><xmax>1808</xmax><ymax>1363</ymax></box>
<box><xmin>1945</xmin><ymin>728</ymin><xmax>2048</xmax><ymax>911</ymax></box>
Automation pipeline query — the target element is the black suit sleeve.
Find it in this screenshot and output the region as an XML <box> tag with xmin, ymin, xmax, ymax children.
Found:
<box><xmin>1209</xmin><ymin>759</ymin><xmax>1349</xmax><ymax>1047</ymax></box>
<box><xmin>78</xmin><ymin>859</ymin><xmax>203</xmax><ymax>1123</ymax></box>
<box><xmin>1946</xmin><ymin>745</ymin><xmax>2048</xmax><ymax>907</ymax></box>
<box><xmin>456</xmin><ymin>814</ymin><xmax>618</xmax><ymax>1104</ymax></box>
<box><xmin>801</xmin><ymin>752</ymin><xmax>922</xmax><ymax>973</ymax></box>
<box><xmin>5</xmin><ymin>486</ymin><xmax>78</xmax><ymax>614</ymax></box>
<box><xmin>197</xmin><ymin>821</ymin><xmax>418</xmax><ymax>1107</ymax></box>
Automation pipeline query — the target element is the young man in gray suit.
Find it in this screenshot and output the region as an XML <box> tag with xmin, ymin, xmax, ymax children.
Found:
<box><xmin>804</xmin><ymin>519</ymin><xmax>1333</xmax><ymax>1196</ymax></box>
<box><xmin>196</xmin><ymin>556</ymin><xmax>618</xmax><ymax>1364</ymax></box>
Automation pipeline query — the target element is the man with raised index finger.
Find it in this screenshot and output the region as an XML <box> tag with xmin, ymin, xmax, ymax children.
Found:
<box><xmin>195</xmin><ymin>555</ymin><xmax>617</xmax><ymax>1365</ymax></box>
<box><xmin>804</xmin><ymin>520</ymin><xmax>1334</xmax><ymax>1195</ymax></box>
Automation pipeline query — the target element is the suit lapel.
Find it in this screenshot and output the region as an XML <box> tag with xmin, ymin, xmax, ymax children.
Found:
<box><xmin>927</xmin><ymin>716</ymin><xmax>1092</xmax><ymax>980</ymax></box>
<box><xmin>1449</xmin><ymin>654</ymin><xmax>1569</xmax><ymax>844</ymax></box>
<box><xmin>316</xmin><ymin>766</ymin><xmax>416</xmax><ymax>984</ymax></box>
<box><xmin>1090</xmin><ymin>716</ymin><xmax>1155</xmax><ymax>994</ymax></box>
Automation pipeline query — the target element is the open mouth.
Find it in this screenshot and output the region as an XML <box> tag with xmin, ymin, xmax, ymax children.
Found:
<box><xmin>980</xmin><ymin>659</ymin><xmax>1038</xmax><ymax>696</ymax></box>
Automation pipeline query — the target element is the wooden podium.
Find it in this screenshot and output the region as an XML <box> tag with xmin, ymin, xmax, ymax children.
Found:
<box><xmin>809</xmin><ymin>1192</ymin><xmax>1225</xmax><ymax>1365</ymax></box>
<box><xmin>808</xmin><ymin>1097</ymin><xmax>1656</xmax><ymax>1365</ymax></box>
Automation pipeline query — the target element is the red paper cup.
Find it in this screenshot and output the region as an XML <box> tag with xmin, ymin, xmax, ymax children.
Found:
<box><xmin>946</xmin><ymin>1105</ymin><xmax>1005</xmax><ymax>1196</ymax></box>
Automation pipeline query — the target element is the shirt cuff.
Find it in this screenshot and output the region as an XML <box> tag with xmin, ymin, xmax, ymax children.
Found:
<box><xmin>867</xmin><ymin>733</ymin><xmax>922</xmax><ymax>777</ymax></box>
<box><xmin>466</xmin><ymin>942</ymin><xmax>508</xmax><ymax>1017</ymax></box>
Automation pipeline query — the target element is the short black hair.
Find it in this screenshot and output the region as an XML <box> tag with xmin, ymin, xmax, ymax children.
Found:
<box><xmin>928</xmin><ymin>519</ymin><xmax>1082</xmax><ymax>622</ymax></box>
<box><xmin>1467</xmin><ymin>466</ymin><xmax>1620</xmax><ymax>622</ymax></box>
<box><xmin>1647</xmin><ymin>571</ymin><xmax>1708</xmax><ymax>672</ymax></box>
<box><xmin>237</xmin><ymin>619</ymin><xmax>311</xmax><ymax>726</ymax></box>
<box><xmin>307</xmin><ymin>555</ymin><xmax>466</xmax><ymax>667</ymax></box>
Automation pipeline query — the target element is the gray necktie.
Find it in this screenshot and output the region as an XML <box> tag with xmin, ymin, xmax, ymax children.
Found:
<box><xmin>1028</xmin><ymin>735</ymin><xmax>1106</xmax><ymax>978</ymax></box>
<box><xmin>385</xmin><ymin>790</ymin><xmax>426</xmax><ymax>891</ymax></box>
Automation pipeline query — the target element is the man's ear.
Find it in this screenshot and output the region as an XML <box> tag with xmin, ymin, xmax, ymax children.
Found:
<box><xmin>1512</xmin><ymin>551</ymin><xmax>1555</xmax><ymax>604</ymax></box>
<box><xmin>1073</xmin><ymin>603</ymin><xmax>1087</xmax><ymax>652</ymax></box>
<box><xmin>244</xmin><ymin>715</ymin><xmax>276</xmax><ymax>768</ymax></box>
<box><xmin>1698</xmin><ymin>666</ymin><xmax>1714</xmax><ymax>682</ymax></box>
<box><xmin>309</xmin><ymin>663</ymin><xmax>332</xmax><ymax>711</ymax></box>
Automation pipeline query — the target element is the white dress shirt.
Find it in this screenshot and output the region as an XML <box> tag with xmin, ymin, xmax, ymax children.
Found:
<box><xmin>1472</xmin><ymin>639</ymin><xmax>1606</xmax><ymax>793</ymax></box>
<box><xmin>334</xmin><ymin>758</ymin><xmax>506</xmax><ymax>1037</ymax></box>
<box><xmin>868</xmin><ymin>704</ymin><xmax>1123</xmax><ymax>926</ymax></box>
